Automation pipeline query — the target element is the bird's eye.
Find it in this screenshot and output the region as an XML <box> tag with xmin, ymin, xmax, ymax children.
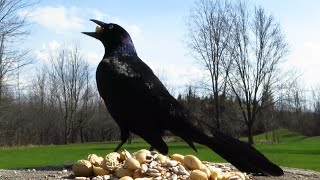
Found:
<box><xmin>109</xmin><ymin>25</ymin><xmax>113</xmax><ymax>29</ymax></box>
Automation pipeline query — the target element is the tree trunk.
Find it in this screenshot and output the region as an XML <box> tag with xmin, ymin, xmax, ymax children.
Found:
<box><xmin>214</xmin><ymin>92</ymin><xmax>221</xmax><ymax>130</ymax></box>
<box><xmin>247</xmin><ymin>131</ymin><xmax>254</xmax><ymax>145</ymax></box>
<box><xmin>247</xmin><ymin>122</ymin><xmax>254</xmax><ymax>145</ymax></box>
<box><xmin>64</xmin><ymin>118</ymin><xmax>68</xmax><ymax>144</ymax></box>
<box><xmin>265</xmin><ymin>131</ymin><xmax>268</xmax><ymax>141</ymax></box>
<box><xmin>80</xmin><ymin>128</ymin><xmax>85</xmax><ymax>143</ymax></box>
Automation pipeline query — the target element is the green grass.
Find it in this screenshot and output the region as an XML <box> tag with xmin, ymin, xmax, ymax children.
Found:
<box><xmin>0</xmin><ymin>129</ymin><xmax>319</xmax><ymax>172</ymax></box>
<box><xmin>252</xmin><ymin>129</ymin><xmax>320</xmax><ymax>171</ymax></box>
<box><xmin>0</xmin><ymin>141</ymin><xmax>223</xmax><ymax>169</ymax></box>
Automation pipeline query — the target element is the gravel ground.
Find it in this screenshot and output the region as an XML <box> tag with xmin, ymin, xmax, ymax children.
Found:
<box><xmin>0</xmin><ymin>166</ymin><xmax>319</xmax><ymax>180</ymax></box>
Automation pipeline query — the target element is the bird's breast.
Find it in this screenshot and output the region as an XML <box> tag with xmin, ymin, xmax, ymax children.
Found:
<box><xmin>95</xmin><ymin>57</ymin><xmax>141</xmax><ymax>113</ymax></box>
<box><xmin>107</xmin><ymin>56</ymin><xmax>139</xmax><ymax>78</ymax></box>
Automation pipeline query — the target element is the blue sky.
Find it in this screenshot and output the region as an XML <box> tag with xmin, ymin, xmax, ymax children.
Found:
<box><xmin>21</xmin><ymin>0</ymin><xmax>320</xmax><ymax>93</ymax></box>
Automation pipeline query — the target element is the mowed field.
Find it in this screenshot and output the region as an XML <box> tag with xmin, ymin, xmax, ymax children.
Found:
<box><xmin>0</xmin><ymin>129</ymin><xmax>319</xmax><ymax>171</ymax></box>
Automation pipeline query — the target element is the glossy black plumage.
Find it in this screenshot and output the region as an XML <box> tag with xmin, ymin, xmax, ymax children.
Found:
<box><xmin>82</xmin><ymin>19</ymin><xmax>284</xmax><ymax>176</ymax></box>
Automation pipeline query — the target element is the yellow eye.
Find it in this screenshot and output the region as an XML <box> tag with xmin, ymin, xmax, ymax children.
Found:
<box><xmin>95</xmin><ymin>25</ymin><xmax>103</xmax><ymax>33</ymax></box>
<box><xmin>109</xmin><ymin>25</ymin><xmax>113</xmax><ymax>29</ymax></box>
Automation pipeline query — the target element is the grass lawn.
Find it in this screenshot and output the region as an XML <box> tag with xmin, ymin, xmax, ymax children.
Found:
<box><xmin>253</xmin><ymin>129</ymin><xmax>320</xmax><ymax>171</ymax></box>
<box><xmin>0</xmin><ymin>129</ymin><xmax>319</xmax><ymax>171</ymax></box>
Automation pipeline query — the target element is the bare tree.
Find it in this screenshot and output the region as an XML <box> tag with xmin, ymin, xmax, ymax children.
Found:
<box><xmin>311</xmin><ymin>87</ymin><xmax>320</xmax><ymax>135</ymax></box>
<box><xmin>49</xmin><ymin>45</ymin><xmax>93</xmax><ymax>144</ymax></box>
<box><xmin>0</xmin><ymin>0</ymin><xmax>34</xmax><ymax>101</ymax></box>
<box><xmin>186</xmin><ymin>0</ymin><xmax>233</xmax><ymax>129</ymax></box>
<box><xmin>227</xmin><ymin>2</ymin><xmax>288</xmax><ymax>144</ymax></box>
<box><xmin>0</xmin><ymin>0</ymin><xmax>35</xmax><ymax>145</ymax></box>
<box><xmin>25</xmin><ymin>66</ymin><xmax>61</xmax><ymax>144</ymax></box>
<box><xmin>76</xmin><ymin>70</ymin><xmax>95</xmax><ymax>143</ymax></box>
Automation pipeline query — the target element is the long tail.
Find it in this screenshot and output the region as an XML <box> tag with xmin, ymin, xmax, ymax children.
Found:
<box><xmin>207</xmin><ymin>130</ymin><xmax>283</xmax><ymax>176</ymax></box>
<box><xmin>174</xmin><ymin>118</ymin><xmax>284</xmax><ymax>176</ymax></box>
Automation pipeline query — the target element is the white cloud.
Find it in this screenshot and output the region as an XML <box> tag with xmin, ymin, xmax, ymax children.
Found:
<box><xmin>35</xmin><ymin>49</ymin><xmax>49</xmax><ymax>62</ymax></box>
<box><xmin>90</xmin><ymin>9</ymin><xmax>107</xmax><ymax>20</ymax></box>
<box><xmin>127</xmin><ymin>24</ymin><xmax>142</xmax><ymax>40</ymax></box>
<box><xmin>21</xmin><ymin>5</ymin><xmax>142</xmax><ymax>40</ymax></box>
<box><xmin>34</xmin><ymin>40</ymin><xmax>62</xmax><ymax>62</ymax></box>
<box><xmin>145</xmin><ymin>60</ymin><xmax>203</xmax><ymax>92</ymax></box>
<box><xmin>86</xmin><ymin>51</ymin><xmax>103</xmax><ymax>65</ymax></box>
<box><xmin>34</xmin><ymin>39</ymin><xmax>103</xmax><ymax>66</ymax></box>
<box><xmin>21</xmin><ymin>6</ymin><xmax>84</xmax><ymax>33</ymax></box>
<box><xmin>89</xmin><ymin>12</ymin><xmax>143</xmax><ymax>40</ymax></box>
<box><xmin>300</xmin><ymin>42</ymin><xmax>320</xmax><ymax>65</ymax></box>
<box><xmin>48</xmin><ymin>40</ymin><xmax>60</xmax><ymax>51</ymax></box>
<box><xmin>22</xmin><ymin>5</ymin><xmax>143</xmax><ymax>79</ymax></box>
<box><xmin>290</xmin><ymin>41</ymin><xmax>320</xmax><ymax>88</ymax></box>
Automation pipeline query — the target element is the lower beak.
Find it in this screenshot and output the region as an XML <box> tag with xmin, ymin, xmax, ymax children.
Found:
<box><xmin>81</xmin><ymin>32</ymin><xmax>98</xmax><ymax>39</ymax></box>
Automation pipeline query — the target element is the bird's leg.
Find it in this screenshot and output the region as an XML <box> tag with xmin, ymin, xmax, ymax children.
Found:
<box><xmin>113</xmin><ymin>141</ymin><xmax>125</xmax><ymax>152</ymax></box>
<box><xmin>186</xmin><ymin>141</ymin><xmax>198</xmax><ymax>153</ymax></box>
<box><xmin>181</xmin><ymin>138</ymin><xmax>198</xmax><ymax>153</ymax></box>
<box><xmin>113</xmin><ymin>128</ymin><xmax>130</xmax><ymax>152</ymax></box>
<box><xmin>142</xmin><ymin>134</ymin><xmax>168</xmax><ymax>155</ymax></box>
<box><xmin>148</xmin><ymin>131</ymin><xmax>165</xmax><ymax>152</ymax></box>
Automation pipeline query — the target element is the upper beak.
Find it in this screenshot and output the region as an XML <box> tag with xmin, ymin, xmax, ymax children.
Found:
<box><xmin>90</xmin><ymin>19</ymin><xmax>105</xmax><ymax>26</ymax></box>
<box><xmin>81</xmin><ymin>19</ymin><xmax>105</xmax><ymax>39</ymax></box>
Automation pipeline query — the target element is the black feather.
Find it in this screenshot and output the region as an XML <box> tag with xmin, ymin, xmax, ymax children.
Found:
<box><xmin>83</xmin><ymin>20</ymin><xmax>284</xmax><ymax>176</ymax></box>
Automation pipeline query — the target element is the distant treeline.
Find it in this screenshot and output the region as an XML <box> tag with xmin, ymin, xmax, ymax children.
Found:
<box><xmin>1</xmin><ymin>74</ymin><xmax>319</xmax><ymax>147</ymax></box>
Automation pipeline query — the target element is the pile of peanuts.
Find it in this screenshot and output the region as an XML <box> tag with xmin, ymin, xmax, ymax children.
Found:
<box><xmin>72</xmin><ymin>149</ymin><xmax>248</xmax><ymax>180</ymax></box>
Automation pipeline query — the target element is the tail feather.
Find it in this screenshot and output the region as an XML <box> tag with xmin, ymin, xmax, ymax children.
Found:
<box><xmin>207</xmin><ymin>130</ymin><xmax>283</xmax><ymax>176</ymax></box>
<box><xmin>171</xmin><ymin>106</ymin><xmax>283</xmax><ymax>176</ymax></box>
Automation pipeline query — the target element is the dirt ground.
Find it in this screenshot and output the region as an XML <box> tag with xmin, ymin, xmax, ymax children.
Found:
<box><xmin>0</xmin><ymin>166</ymin><xmax>319</xmax><ymax>180</ymax></box>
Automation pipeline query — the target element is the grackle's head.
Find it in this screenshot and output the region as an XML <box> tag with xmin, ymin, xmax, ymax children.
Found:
<box><xmin>82</xmin><ymin>19</ymin><xmax>136</xmax><ymax>55</ymax></box>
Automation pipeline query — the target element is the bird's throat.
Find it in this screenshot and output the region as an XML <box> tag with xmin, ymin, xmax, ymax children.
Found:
<box><xmin>106</xmin><ymin>37</ymin><xmax>137</xmax><ymax>56</ymax></box>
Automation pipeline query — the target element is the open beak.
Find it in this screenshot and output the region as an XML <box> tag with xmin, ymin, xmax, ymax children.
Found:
<box><xmin>81</xmin><ymin>32</ymin><xmax>97</xmax><ymax>38</ymax></box>
<box><xmin>81</xmin><ymin>19</ymin><xmax>105</xmax><ymax>39</ymax></box>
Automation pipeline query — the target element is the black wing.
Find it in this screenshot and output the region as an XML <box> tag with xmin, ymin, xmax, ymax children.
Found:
<box><xmin>97</xmin><ymin>55</ymin><xmax>195</xmax><ymax>153</ymax></box>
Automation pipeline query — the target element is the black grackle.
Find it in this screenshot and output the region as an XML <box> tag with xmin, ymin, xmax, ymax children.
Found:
<box><xmin>82</xmin><ymin>19</ymin><xmax>283</xmax><ymax>176</ymax></box>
